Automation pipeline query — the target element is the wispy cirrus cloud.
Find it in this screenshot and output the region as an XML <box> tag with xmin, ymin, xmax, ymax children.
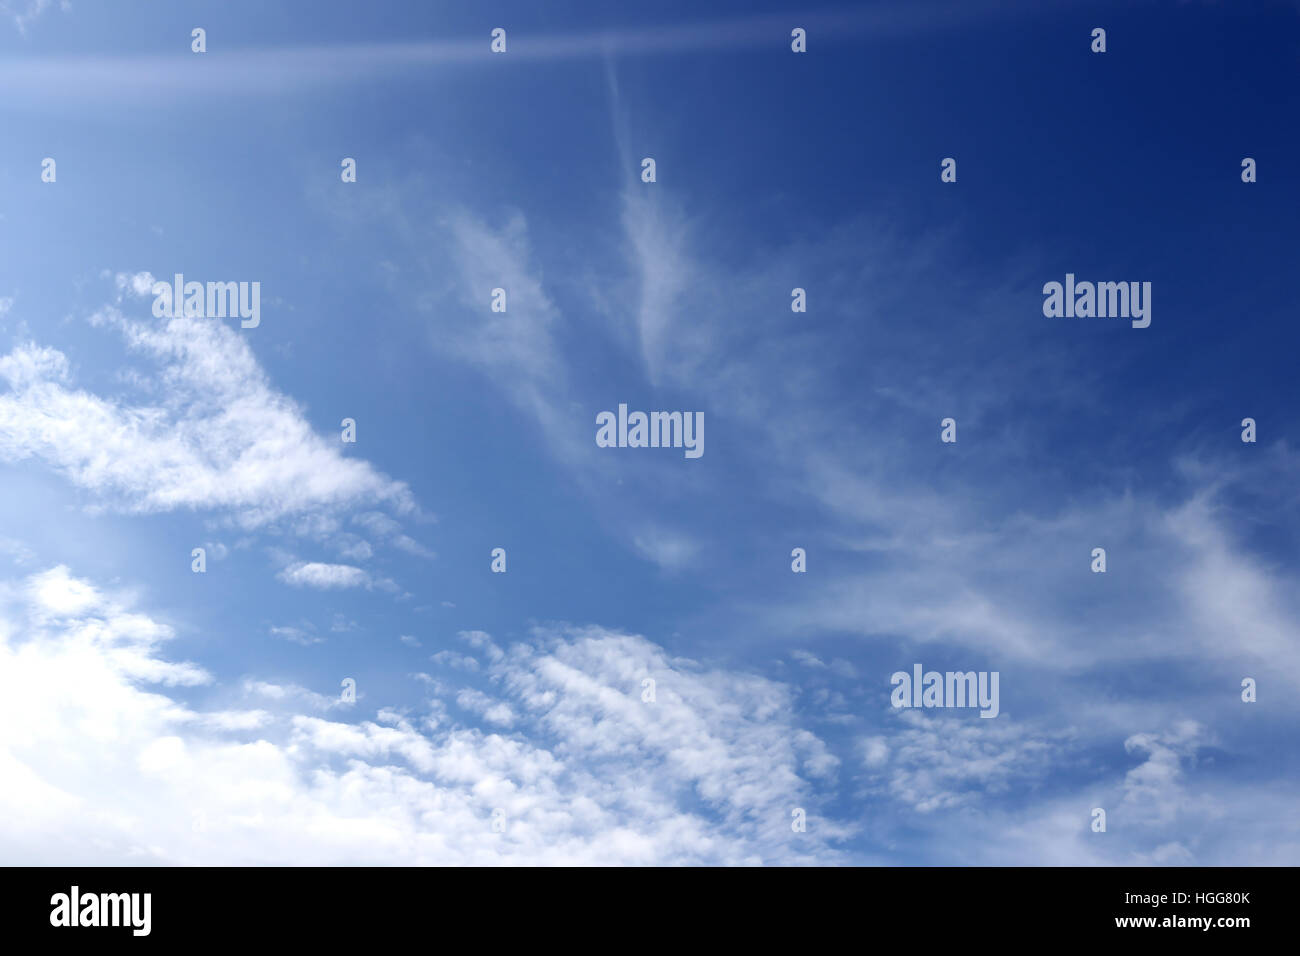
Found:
<box><xmin>0</xmin><ymin>276</ymin><xmax>423</xmax><ymax>549</ymax></box>
<box><xmin>1</xmin><ymin>0</ymin><xmax>67</xmax><ymax>37</ymax></box>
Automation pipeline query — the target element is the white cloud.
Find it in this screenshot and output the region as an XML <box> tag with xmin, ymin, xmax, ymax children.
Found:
<box><xmin>2</xmin><ymin>0</ymin><xmax>62</xmax><ymax>36</ymax></box>
<box><xmin>277</xmin><ymin>561</ymin><xmax>370</xmax><ymax>590</ymax></box>
<box><xmin>862</xmin><ymin>710</ymin><xmax>1067</xmax><ymax>814</ymax></box>
<box><xmin>3</xmin><ymin>563</ymin><xmax>1295</xmax><ymax>865</ymax></box>
<box><xmin>0</xmin><ymin>291</ymin><xmax>417</xmax><ymax>533</ymax></box>
<box><xmin>431</xmin><ymin>649</ymin><xmax>479</xmax><ymax>672</ymax></box>
<box><xmin>860</xmin><ymin>736</ymin><xmax>889</xmax><ymax>768</ymax></box>
<box><xmin>495</xmin><ymin>624</ymin><xmax>854</xmax><ymax>849</ymax></box>
<box><xmin>200</xmin><ymin>710</ymin><xmax>272</xmax><ymax>731</ymax></box>
<box><xmin>455</xmin><ymin>688</ymin><xmax>514</xmax><ymax>727</ymax></box>
<box><xmin>269</xmin><ymin>625</ymin><xmax>323</xmax><ymax>647</ymax></box>
<box><xmin>631</xmin><ymin>527</ymin><xmax>700</xmax><ymax>571</ymax></box>
<box><xmin>240</xmin><ymin>680</ymin><xmax>348</xmax><ymax>713</ymax></box>
<box><xmin>0</xmin><ymin>565</ymin><xmax>849</xmax><ymax>865</ymax></box>
<box><xmin>352</xmin><ymin>511</ymin><xmax>433</xmax><ymax>559</ymax></box>
<box><xmin>333</xmin><ymin>536</ymin><xmax>373</xmax><ymax>562</ymax></box>
<box><xmin>790</xmin><ymin>650</ymin><xmax>826</xmax><ymax>669</ymax></box>
<box><xmin>0</xmin><ymin>536</ymin><xmax>36</xmax><ymax>566</ymax></box>
<box><xmin>765</xmin><ymin>475</ymin><xmax>1300</xmax><ymax>697</ymax></box>
<box><xmin>0</xmin><ymin>7</ymin><xmax>1008</xmax><ymax>98</ymax></box>
<box><xmin>1120</xmin><ymin>720</ymin><xmax>1205</xmax><ymax>826</ymax></box>
<box><xmin>459</xmin><ymin>629</ymin><xmax>504</xmax><ymax>663</ymax></box>
<box><xmin>444</xmin><ymin>212</ymin><xmax>564</xmax><ymax>397</ymax></box>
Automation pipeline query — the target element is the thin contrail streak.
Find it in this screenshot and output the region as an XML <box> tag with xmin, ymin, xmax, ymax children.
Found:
<box><xmin>0</xmin><ymin>1</ymin><xmax>1061</xmax><ymax>104</ymax></box>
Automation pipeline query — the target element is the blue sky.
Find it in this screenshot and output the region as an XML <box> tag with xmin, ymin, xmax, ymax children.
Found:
<box><xmin>1</xmin><ymin>0</ymin><xmax>1298</xmax><ymax>865</ymax></box>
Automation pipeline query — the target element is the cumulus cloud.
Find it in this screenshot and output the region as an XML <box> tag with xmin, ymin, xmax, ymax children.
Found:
<box><xmin>276</xmin><ymin>562</ymin><xmax>370</xmax><ymax>590</ymax></box>
<box><xmin>455</xmin><ymin>688</ymin><xmax>515</xmax><ymax>727</ymax></box>
<box><xmin>0</xmin><ymin>565</ymin><xmax>849</xmax><ymax>865</ymax></box>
